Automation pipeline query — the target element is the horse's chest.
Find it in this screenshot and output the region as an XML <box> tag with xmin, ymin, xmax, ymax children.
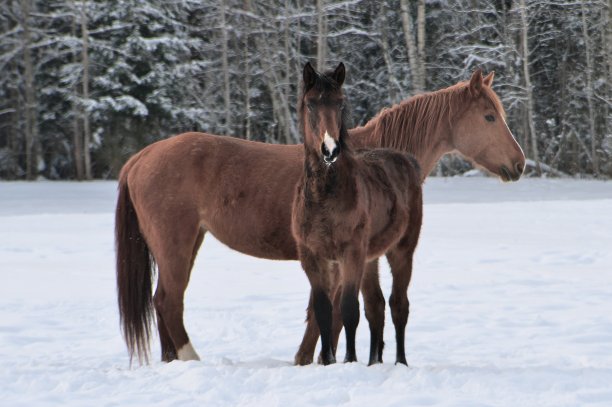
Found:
<box><xmin>298</xmin><ymin>209</ymin><xmax>364</xmax><ymax>259</ymax></box>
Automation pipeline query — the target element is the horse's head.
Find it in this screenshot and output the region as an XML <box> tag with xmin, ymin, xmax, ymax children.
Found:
<box><xmin>451</xmin><ymin>69</ymin><xmax>526</xmax><ymax>182</ymax></box>
<box><xmin>300</xmin><ymin>62</ymin><xmax>347</xmax><ymax>165</ymax></box>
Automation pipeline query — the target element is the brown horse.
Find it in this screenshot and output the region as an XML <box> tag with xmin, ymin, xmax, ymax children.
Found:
<box><xmin>292</xmin><ymin>62</ymin><xmax>422</xmax><ymax>366</ymax></box>
<box><xmin>116</xmin><ymin>69</ymin><xmax>525</xmax><ymax>364</ymax></box>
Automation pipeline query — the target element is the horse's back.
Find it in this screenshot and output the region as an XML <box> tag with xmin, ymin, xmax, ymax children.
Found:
<box><xmin>357</xmin><ymin>148</ymin><xmax>421</xmax><ymax>192</ymax></box>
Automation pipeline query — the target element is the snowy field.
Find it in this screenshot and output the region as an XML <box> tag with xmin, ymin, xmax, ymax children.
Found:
<box><xmin>1</xmin><ymin>177</ymin><xmax>611</xmax><ymax>406</ymax></box>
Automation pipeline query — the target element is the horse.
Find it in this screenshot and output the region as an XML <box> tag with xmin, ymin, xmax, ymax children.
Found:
<box><xmin>295</xmin><ymin>69</ymin><xmax>526</xmax><ymax>365</ymax></box>
<box><xmin>116</xmin><ymin>68</ymin><xmax>525</xmax><ymax>364</ymax></box>
<box><xmin>292</xmin><ymin>62</ymin><xmax>423</xmax><ymax>366</ymax></box>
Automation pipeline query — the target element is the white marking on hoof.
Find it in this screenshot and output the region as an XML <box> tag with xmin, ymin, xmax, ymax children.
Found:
<box><xmin>177</xmin><ymin>342</ymin><xmax>200</xmax><ymax>361</ymax></box>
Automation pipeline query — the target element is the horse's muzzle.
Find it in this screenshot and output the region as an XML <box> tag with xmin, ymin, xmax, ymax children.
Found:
<box><xmin>322</xmin><ymin>141</ymin><xmax>339</xmax><ymax>164</ymax></box>
<box><xmin>500</xmin><ymin>163</ymin><xmax>523</xmax><ymax>182</ymax></box>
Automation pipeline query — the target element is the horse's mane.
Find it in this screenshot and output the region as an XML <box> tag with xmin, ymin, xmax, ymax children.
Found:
<box><xmin>361</xmin><ymin>80</ymin><xmax>506</xmax><ymax>153</ymax></box>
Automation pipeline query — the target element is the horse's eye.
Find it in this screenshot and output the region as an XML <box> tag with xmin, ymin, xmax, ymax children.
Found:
<box><xmin>485</xmin><ymin>114</ymin><xmax>495</xmax><ymax>122</ymax></box>
<box><xmin>306</xmin><ymin>103</ymin><xmax>314</xmax><ymax>112</ymax></box>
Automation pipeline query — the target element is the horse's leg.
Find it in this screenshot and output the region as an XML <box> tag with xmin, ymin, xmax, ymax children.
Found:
<box><xmin>296</xmin><ymin>265</ymin><xmax>343</xmax><ymax>366</ymax></box>
<box><xmin>294</xmin><ymin>291</ymin><xmax>319</xmax><ymax>366</ymax></box>
<box><xmin>152</xmin><ymin>223</ymin><xmax>204</xmax><ymax>362</ymax></box>
<box><xmin>299</xmin><ymin>247</ymin><xmax>336</xmax><ymax>365</ymax></box>
<box><xmin>330</xmin><ymin>274</ymin><xmax>343</xmax><ymax>356</ymax></box>
<box><xmin>386</xmin><ymin>222</ymin><xmax>420</xmax><ymax>365</ymax></box>
<box><xmin>154</xmin><ymin>286</ymin><xmax>177</xmax><ymax>362</ymax></box>
<box><xmin>339</xmin><ymin>249</ymin><xmax>366</xmax><ymax>363</ymax></box>
<box><xmin>153</xmin><ymin>228</ymin><xmax>206</xmax><ymax>362</ymax></box>
<box><xmin>361</xmin><ymin>258</ymin><xmax>385</xmax><ymax>365</ymax></box>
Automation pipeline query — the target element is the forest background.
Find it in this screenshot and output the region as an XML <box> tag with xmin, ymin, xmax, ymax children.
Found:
<box><xmin>0</xmin><ymin>0</ymin><xmax>609</xmax><ymax>180</ymax></box>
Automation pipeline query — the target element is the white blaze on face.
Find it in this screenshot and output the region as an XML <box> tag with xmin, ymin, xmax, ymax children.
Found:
<box><xmin>323</xmin><ymin>130</ymin><xmax>338</xmax><ymax>158</ymax></box>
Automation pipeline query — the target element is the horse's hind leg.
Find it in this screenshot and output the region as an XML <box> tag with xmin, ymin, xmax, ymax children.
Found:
<box><xmin>153</xmin><ymin>226</ymin><xmax>205</xmax><ymax>362</ymax></box>
<box><xmin>329</xmin><ymin>277</ymin><xmax>343</xmax><ymax>356</ymax></box>
<box><xmin>361</xmin><ymin>258</ymin><xmax>385</xmax><ymax>365</ymax></box>
<box><xmin>154</xmin><ymin>286</ymin><xmax>177</xmax><ymax>361</ymax></box>
<box><xmin>294</xmin><ymin>291</ymin><xmax>319</xmax><ymax>365</ymax></box>
<box><xmin>386</xmin><ymin>221</ymin><xmax>421</xmax><ymax>365</ymax></box>
<box><xmin>339</xmin><ymin>249</ymin><xmax>366</xmax><ymax>363</ymax></box>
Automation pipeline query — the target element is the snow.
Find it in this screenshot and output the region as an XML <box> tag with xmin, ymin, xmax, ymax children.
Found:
<box><xmin>1</xmin><ymin>177</ymin><xmax>611</xmax><ymax>406</ymax></box>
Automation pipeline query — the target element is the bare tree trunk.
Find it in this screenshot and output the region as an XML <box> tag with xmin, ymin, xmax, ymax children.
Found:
<box><xmin>378</xmin><ymin>5</ymin><xmax>402</xmax><ymax>103</ymax></box>
<box><xmin>519</xmin><ymin>0</ymin><xmax>541</xmax><ymax>175</ymax></box>
<box><xmin>283</xmin><ymin>0</ymin><xmax>292</xmax><ymax>141</ymax></box>
<box><xmin>603</xmin><ymin>0</ymin><xmax>612</xmax><ymax>97</ymax></box>
<box><xmin>255</xmin><ymin>34</ymin><xmax>298</xmax><ymax>144</ymax></box>
<box><xmin>603</xmin><ymin>0</ymin><xmax>611</xmax><ymax>169</ymax></box>
<box><xmin>295</xmin><ymin>0</ymin><xmax>303</xmax><ymax>104</ymax></box>
<box><xmin>416</xmin><ymin>0</ymin><xmax>426</xmax><ymax>90</ymax></box>
<box><xmin>400</xmin><ymin>0</ymin><xmax>424</xmax><ymax>93</ymax></box>
<box><xmin>20</xmin><ymin>0</ymin><xmax>38</xmax><ymax>180</ymax></box>
<box><xmin>80</xmin><ymin>0</ymin><xmax>92</xmax><ymax>179</ymax></box>
<box><xmin>71</xmin><ymin>0</ymin><xmax>84</xmax><ymax>180</ymax></box>
<box><xmin>581</xmin><ymin>0</ymin><xmax>599</xmax><ymax>175</ymax></box>
<box><xmin>243</xmin><ymin>0</ymin><xmax>251</xmax><ymax>140</ymax></box>
<box><xmin>316</xmin><ymin>0</ymin><xmax>327</xmax><ymax>70</ymax></box>
<box><xmin>220</xmin><ymin>0</ymin><xmax>231</xmax><ymax>134</ymax></box>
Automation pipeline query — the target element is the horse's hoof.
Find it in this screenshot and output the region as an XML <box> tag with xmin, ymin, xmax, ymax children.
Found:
<box><xmin>323</xmin><ymin>356</ymin><xmax>336</xmax><ymax>366</ymax></box>
<box><xmin>317</xmin><ymin>352</ymin><xmax>335</xmax><ymax>365</ymax></box>
<box><xmin>395</xmin><ymin>357</ymin><xmax>408</xmax><ymax>366</ymax></box>
<box><xmin>319</xmin><ymin>352</ymin><xmax>336</xmax><ymax>366</ymax></box>
<box><xmin>344</xmin><ymin>354</ymin><xmax>358</xmax><ymax>363</ymax></box>
<box><xmin>367</xmin><ymin>357</ymin><xmax>382</xmax><ymax>366</ymax></box>
<box><xmin>294</xmin><ymin>353</ymin><xmax>313</xmax><ymax>366</ymax></box>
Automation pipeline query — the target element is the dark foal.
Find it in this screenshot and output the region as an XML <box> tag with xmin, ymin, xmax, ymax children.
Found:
<box><xmin>292</xmin><ymin>62</ymin><xmax>423</xmax><ymax>365</ymax></box>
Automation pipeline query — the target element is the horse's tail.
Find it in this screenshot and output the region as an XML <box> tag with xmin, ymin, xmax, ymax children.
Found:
<box><xmin>115</xmin><ymin>157</ymin><xmax>155</xmax><ymax>365</ymax></box>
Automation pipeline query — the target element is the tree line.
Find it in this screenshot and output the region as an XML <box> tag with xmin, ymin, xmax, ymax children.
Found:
<box><xmin>0</xmin><ymin>0</ymin><xmax>609</xmax><ymax>180</ymax></box>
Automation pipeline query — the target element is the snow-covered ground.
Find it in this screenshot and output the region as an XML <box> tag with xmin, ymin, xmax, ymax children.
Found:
<box><xmin>1</xmin><ymin>177</ymin><xmax>611</xmax><ymax>406</ymax></box>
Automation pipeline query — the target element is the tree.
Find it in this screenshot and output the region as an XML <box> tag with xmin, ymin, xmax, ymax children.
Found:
<box><xmin>0</xmin><ymin>0</ymin><xmax>609</xmax><ymax>179</ymax></box>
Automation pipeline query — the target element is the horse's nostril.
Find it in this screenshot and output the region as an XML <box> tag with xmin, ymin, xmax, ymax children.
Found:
<box><xmin>321</xmin><ymin>142</ymin><xmax>330</xmax><ymax>157</ymax></box>
<box><xmin>515</xmin><ymin>162</ymin><xmax>524</xmax><ymax>174</ymax></box>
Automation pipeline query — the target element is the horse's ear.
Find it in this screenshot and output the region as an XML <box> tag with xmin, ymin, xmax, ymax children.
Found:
<box><xmin>469</xmin><ymin>68</ymin><xmax>483</xmax><ymax>97</ymax></box>
<box><xmin>303</xmin><ymin>62</ymin><xmax>317</xmax><ymax>91</ymax></box>
<box><xmin>483</xmin><ymin>71</ymin><xmax>495</xmax><ymax>87</ymax></box>
<box><xmin>332</xmin><ymin>62</ymin><xmax>345</xmax><ymax>86</ymax></box>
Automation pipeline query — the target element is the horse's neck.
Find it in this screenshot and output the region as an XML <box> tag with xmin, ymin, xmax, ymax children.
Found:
<box><xmin>302</xmin><ymin>145</ymin><xmax>354</xmax><ymax>201</ymax></box>
<box><xmin>350</xmin><ymin>98</ymin><xmax>455</xmax><ymax>180</ymax></box>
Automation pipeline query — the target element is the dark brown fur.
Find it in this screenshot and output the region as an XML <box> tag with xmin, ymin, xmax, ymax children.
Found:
<box><xmin>115</xmin><ymin>69</ymin><xmax>525</xmax><ymax>364</ymax></box>
<box><xmin>292</xmin><ymin>63</ymin><xmax>422</xmax><ymax>365</ymax></box>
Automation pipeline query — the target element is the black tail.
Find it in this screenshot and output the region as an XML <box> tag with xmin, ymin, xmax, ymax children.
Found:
<box><xmin>115</xmin><ymin>170</ymin><xmax>155</xmax><ymax>365</ymax></box>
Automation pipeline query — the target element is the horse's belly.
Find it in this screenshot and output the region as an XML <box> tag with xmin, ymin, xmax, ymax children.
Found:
<box><xmin>204</xmin><ymin>207</ymin><xmax>298</xmax><ymax>261</ymax></box>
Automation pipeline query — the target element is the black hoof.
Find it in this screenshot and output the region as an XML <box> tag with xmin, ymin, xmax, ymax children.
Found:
<box><xmin>367</xmin><ymin>357</ymin><xmax>382</xmax><ymax>366</ymax></box>
<box><xmin>344</xmin><ymin>354</ymin><xmax>358</xmax><ymax>363</ymax></box>
<box><xmin>395</xmin><ymin>357</ymin><xmax>408</xmax><ymax>366</ymax></box>
<box><xmin>319</xmin><ymin>350</ymin><xmax>336</xmax><ymax>366</ymax></box>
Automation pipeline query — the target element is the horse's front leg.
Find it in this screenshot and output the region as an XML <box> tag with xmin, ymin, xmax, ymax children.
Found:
<box><xmin>339</xmin><ymin>247</ymin><xmax>366</xmax><ymax>363</ymax></box>
<box><xmin>298</xmin><ymin>247</ymin><xmax>336</xmax><ymax>365</ymax></box>
<box><xmin>295</xmin><ymin>264</ymin><xmax>343</xmax><ymax>366</ymax></box>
